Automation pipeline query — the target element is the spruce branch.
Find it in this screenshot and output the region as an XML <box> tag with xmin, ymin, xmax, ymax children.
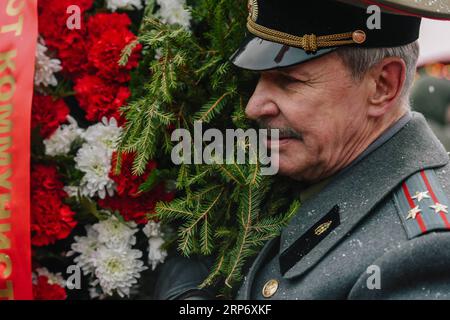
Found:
<box><xmin>119</xmin><ymin>0</ymin><xmax>301</xmax><ymax>297</ymax></box>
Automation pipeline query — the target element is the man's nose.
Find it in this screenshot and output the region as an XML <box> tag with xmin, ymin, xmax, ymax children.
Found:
<box><xmin>245</xmin><ymin>75</ymin><xmax>280</xmax><ymax>121</ymax></box>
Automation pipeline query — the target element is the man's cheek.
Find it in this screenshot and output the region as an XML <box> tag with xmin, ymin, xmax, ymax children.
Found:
<box><xmin>279</xmin><ymin>140</ymin><xmax>305</xmax><ymax>161</ymax></box>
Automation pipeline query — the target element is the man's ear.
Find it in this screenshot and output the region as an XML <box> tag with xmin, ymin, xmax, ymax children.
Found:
<box><xmin>367</xmin><ymin>57</ymin><xmax>406</xmax><ymax>117</ymax></box>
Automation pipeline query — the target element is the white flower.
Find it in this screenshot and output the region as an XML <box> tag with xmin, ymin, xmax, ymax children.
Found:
<box><xmin>143</xmin><ymin>221</ymin><xmax>167</xmax><ymax>270</ymax></box>
<box><xmin>92</xmin><ymin>216</ymin><xmax>138</xmax><ymax>249</ymax></box>
<box><xmin>69</xmin><ymin>216</ymin><xmax>148</xmax><ymax>298</ymax></box>
<box><xmin>44</xmin><ymin>116</ymin><xmax>84</xmax><ymax>156</ymax></box>
<box><xmin>75</xmin><ymin>143</ymin><xmax>115</xmax><ymax>199</ymax></box>
<box><xmin>143</xmin><ymin>220</ymin><xmax>163</xmax><ymax>238</ymax></box>
<box><xmin>156</xmin><ymin>0</ymin><xmax>192</xmax><ymax>29</ymax></box>
<box><xmin>68</xmin><ymin>226</ymin><xmax>100</xmax><ymax>275</ymax></box>
<box><xmin>91</xmin><ymin>245</ymin><xmax>147</xmax><ymax>297</ymax></box>
<box><xmin>106</xmin><ymin>0</ymin><xmax>143</xmax><ymax>11</ymax></box>
<box><xmin>75</xmin><ymin>117</ymin><xmax>121</xmax><ymax>199</ymax></box>
<box><xmin>147</xmin><ymin>237</ymin><xmax>167</xmax><ymax>271</ymax></box>
<box><xmin>34</xmin><ymin>37</ymin><xmax>62</xmax><ymax>87</ymax></box>
<box><xmin>64</xmin><ymin>185</ymin><xmax>80</xmax><ymax>198</ymax></box>
<box><xmin>33</xmin><ymin>267</ymin><xmax>66</xmax><ymax>287</ymax></box>
<box><xmin>82</xmin><ymin>117</ymin><xmax>122</xmax><ymax>153</ymax></box>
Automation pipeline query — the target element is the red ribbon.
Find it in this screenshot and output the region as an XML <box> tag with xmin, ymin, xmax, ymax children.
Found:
<box><xmin>0</xmin><ymin>0</ymin><xmax>37</xmax><ymax>300</ymax></box>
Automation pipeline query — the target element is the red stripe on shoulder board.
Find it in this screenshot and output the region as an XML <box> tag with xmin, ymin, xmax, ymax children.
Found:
<box><xmin>420</xmin><ymin>171</ymin><xmax>439</xmax><ymax>203</ymax></box>
<box><xmin>419</xmin><ymin>170</ymin><xmax>450</xmax><ymax>229</ymax></box>
<box><xmin>402</xmin><ymin>182</ymin><xmax>427</xmax><ymax>233</ymax></box>
<box><xmin>439</xmin><ymin>212</ymin><xmax>450</xmax><ymax>229</ymax></box>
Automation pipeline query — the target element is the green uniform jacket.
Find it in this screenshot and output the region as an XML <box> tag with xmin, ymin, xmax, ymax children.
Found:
<box><xmin>238</xmin><ymin>112</ymin><xmax>450</xmax><ymax>300</ymax></box>
<box><xmin>155</xmin><ymin>112</ymin><xmax>450</xmax><ymax>300</ymax></box>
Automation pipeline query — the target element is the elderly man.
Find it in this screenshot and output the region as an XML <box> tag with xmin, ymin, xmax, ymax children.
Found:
<box><xmin>155</xmin><ymin>0</ymin><xmax>450</xmax><ymax>300</ymax></box>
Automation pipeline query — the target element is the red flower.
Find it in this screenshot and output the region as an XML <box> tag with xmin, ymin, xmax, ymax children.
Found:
<box><xmin>56</xmin><ymin>31</ymin><xmax>91</xmax><ymax>77</ymax></box>
<box><xmin>33</xmin><ymin>275</ymin><xmax>67</xmax><ymax>300</ymax></box>
<box><xmin>86</xmin><ymin>13</ymin><xmax>132</xmax><ymax>41</ymax></box>
<box><xmin>112</xmin><ymin>152</ymin><xmax>158</xmax><ymax>197</ymax></box>
<box><xmin>87</xmin><ymin>28</ymin><xmax>141</xmax><ymax>84</ymax></box>
<box><xmin>31</xmin><ymin>95</ymin><xmax>70</xmax><ymax>139</ymax></box>
<box><xmin>38</xmin><ymin>0</ymin><xmax>93</xmax><ymax>42</ymax></box>
<box><xmin>38</xmin><ymin>0</ymin><xmax>93</xmax><ymax>77</ymax></box>
<box><xmin>98</xmin><ymin>153</ymin><xmax>174</xmax><ymax>224</ymax></box>
<box><xmin>98</xmin><ymin>187</ymin><xmax>174</xmax><ymax>225</ymax></box>
<box><xmin>74</xmin><ymin>75</ymin><xmax>129</xmax><ymax>123</ymax></box>
<box><xmin>31</xmin><ymin>164</ymin><xmax>77</xmax><ymax>246</ymax></box>
<box><xmin>38</xmin><ymin>6</ymin><xmax>141</xmax><ymax>123</ymax></box>
<box><xmin>38</xmin><ymin>0</ymin><xmax>93</xmax><ymax>14</ymax></box>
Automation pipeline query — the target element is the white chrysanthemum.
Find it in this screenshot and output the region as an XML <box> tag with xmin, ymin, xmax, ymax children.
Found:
<box><xmin>64</xmin><ymin>185</ymin><xmax>80</xmax><ymax>198</ymax></box>
<box><xmin>143</xmin><ymin>221</ymin><xmax>167</xmax><ymax>270</ymax></box>
<box><xmin>91</xmin><ymin>245</ymin><xmax>147</xmax><ymax>297</ymax></box>
<box><xmin>143</xmin><ymin>220</ymin><xmax>163</xmax><ymax>238</ymax></box>
<box><xmin>33</xmin><ymin>267</ymin><xmax>66</xmax><ymax>287</ymax></box>
<box><xmin>106</xmin><ymin>0</ymin><xmax>143</xmax><ymax>11</ymax></box>
<box><xmin>44</xmin><ymin>116</ymin><xmax>84</xmax><ymax>156</ymax></box>
<box><xmin>75</xmin><ymin>143</ymin><xmax>115</xmax><ymax>199</ymax></box>
<box><xmin>68</xmin><ymin>226</ymin><xmax>100</xmax><ymax>275</ymax></box>
<box><xmin>92</xmin><ymin>216</ymin><xmax>138</xmax><ymax>249</ymax></box>
<box><xmin>156</xmin><ymin>0</ymin><xmax>192</xmax><ymax>29</ymax></box>
<box><xmin>34</xmin><ymin>37</ymin><xmax>62</xmax><ymax>87</ymax></box>
<box><xmin>82</xmin><ymin>117</ymin><xmax>122</xmax><ymax>153</ymax></box>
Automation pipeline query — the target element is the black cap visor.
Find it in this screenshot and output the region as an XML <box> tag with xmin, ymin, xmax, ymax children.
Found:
<box><xmin>230</xmin><ymin>34</ymin><xmax>336</xmax><ymax>71</ymax></box>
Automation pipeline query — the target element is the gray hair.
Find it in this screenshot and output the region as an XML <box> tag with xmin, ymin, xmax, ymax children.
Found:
<box><xmin>336</xmin><ymin>41</ymin><xmax>420</xmax><ymax>105</ymax></box>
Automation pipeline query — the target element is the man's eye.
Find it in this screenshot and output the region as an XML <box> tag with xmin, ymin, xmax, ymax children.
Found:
<box><xmin>281</xmin><ymin>74</ymin><xmax>306</xmax><ymax>84</ymax></box>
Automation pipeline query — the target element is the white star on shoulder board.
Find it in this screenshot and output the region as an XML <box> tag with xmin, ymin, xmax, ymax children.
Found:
<box><xmin>406</xmin><ymin>206</ymin><xmax>422</xmax><ymax>220</ymax></box>
<box><xmin>430</xmin><ymin>202</ymin><xmax>448</xmax><ymax>214</ymax></box>
<box><xmin>411</xmin><ymin>191</ymin><xmax>430</xmax><ymax>202</ymax></box>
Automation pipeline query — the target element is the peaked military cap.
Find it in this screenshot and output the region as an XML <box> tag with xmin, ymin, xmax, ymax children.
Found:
<box><xmin>230</xmin><ymin>0</ymin><xmax>450</xmax><ymax>71</ymax></box>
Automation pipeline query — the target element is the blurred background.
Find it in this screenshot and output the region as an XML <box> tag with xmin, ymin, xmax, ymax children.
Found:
<box><xmin>411</xmin><ymin>18</ymin><xmax>450</xmax><ymax>149</ymax></box>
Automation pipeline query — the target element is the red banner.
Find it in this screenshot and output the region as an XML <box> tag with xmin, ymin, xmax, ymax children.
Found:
<box><xmin>0</xmin><ymin>0</ymin><xmax>38</xmax><ymax>300</ymax></box>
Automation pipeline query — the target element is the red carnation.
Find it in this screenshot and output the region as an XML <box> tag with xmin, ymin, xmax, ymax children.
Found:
<box><xmin>87</xmin><ymin>28</ymin><xmax>141</xmax><ymax>84</ymax></box>
<box><xmin>98</xmin><ymin>186</ymin><xmax>174</xmax><ymax>224</ymax></box>
<box><xmin>56</xmin><ymin>31</ymin><xmax>91</xmax><ymax>77</ymax></box>
<box><xmin>86</xmin><ymin>13</ymin><xmax>132</xmax><ymax>41</ymax></box>
<box><xmin>38</xmin><ymin>0</ymin><xmax>93</xmax><ymax>41</ymax></box>
<box><xmin>98</xmin><ymin>152</ymin><xmax>174</xmax><ymax>224</ymax></box>
<box><xmin>31</xmin><ymin>164</ymin><xmax>77</xmax><ymax>246</ymax></box>
<box><xmin>31</xmin><ymin>95</ymin><xmax>70</xmax><ymax>139</ymax></box>
<box><xmin>38</xmin><ymin>0</ymin><xmax>93</xmax><ymax>77</ymax></box>
<box><xmin>112</xmin><ymin>152</ymin><xmax>158</xmax><ymax>197</ymax></box>
<box><xmin>74</xmin><ymin>75</ymin><xmax>129</xmax><ymax>123</ymax></box>
<box><xmin>33</xmin><ymin>275</ymin><xmax>67</xmax><ymax>300</ymax></box>
<box><xmin>38</xmin><ymin>0</ymin><xmax>93</xmax><ymax>13</ymax></box>
<box><xmin>38</xmin><ymin>5</ymin><xmax>141</xmax><ymax>124</ymax></box>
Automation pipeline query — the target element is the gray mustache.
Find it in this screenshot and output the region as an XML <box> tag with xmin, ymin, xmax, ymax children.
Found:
<box><xmin>256</xmin><ymin>120</ymin><xmax>302</xmax><ymax>140</ymax></box>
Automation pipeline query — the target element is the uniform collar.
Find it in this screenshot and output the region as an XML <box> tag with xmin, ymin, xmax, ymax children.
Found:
<box><xmin>298</xmin><ymin>112</ymin><xmax>412</xmax><ymax>203</ymax></box>
<box><xmin>278</xmin><ymin>112</ymin><xmax>448</xmax><ymax>279</ymax></box>
<box><xmin>339</xmin><ymin>111</ymin><xmax>412</xmax><ymax>175</ymax></box>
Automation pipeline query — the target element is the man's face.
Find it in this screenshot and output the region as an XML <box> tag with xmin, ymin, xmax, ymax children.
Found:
<box><xmin>245</xmin><ymin>52</ymin><xmax>371</xmax><ymax>182</ymax></box>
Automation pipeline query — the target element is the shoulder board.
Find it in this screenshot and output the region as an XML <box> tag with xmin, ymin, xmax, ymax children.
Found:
<box><xmin>393</xmin><ymin>169</ymin><xmax>450</xmax><ymax>239</ymax></box>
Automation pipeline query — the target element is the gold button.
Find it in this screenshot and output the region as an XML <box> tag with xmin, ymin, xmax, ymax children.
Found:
<box><xmin>352</xmin><ymin>30</ymin><xmax>367</xmax><ymax>44</ymax></box>
<box><xmin>262</xmin><ymin>279</ymin><xmax>279</xmax><ymax>298</ymax></box>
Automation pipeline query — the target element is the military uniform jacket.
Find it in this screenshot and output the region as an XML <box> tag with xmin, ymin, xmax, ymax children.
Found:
<box><xmin>237</xmin><ymin>112</ymin><xmax>450</xmax><ymax>300</ymax></box>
